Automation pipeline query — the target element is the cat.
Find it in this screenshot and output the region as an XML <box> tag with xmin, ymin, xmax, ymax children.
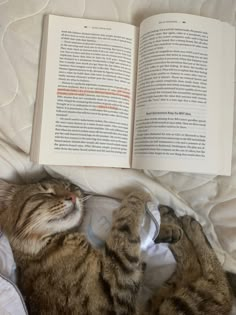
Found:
<box><xmin>0</xmin><ymin>178</ymin><xmax>233</xmax><ymax>315</ymax></box>
<box><xmin>0</xmin><ymin>178</ymin><xmax>148</xmax><ymax>315</ymax></box>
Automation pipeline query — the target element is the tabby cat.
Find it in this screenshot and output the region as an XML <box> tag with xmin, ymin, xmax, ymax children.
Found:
<box><xmin>0</xmin><ymin>178</ymin><xmax>233</xmax><ymax>315</ymax></box>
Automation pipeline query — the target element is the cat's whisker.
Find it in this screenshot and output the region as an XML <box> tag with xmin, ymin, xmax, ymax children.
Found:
<box><xmin>81</xmin><ymin>195</ymin><xmax>92</xmax><ymax>201</ymax></box>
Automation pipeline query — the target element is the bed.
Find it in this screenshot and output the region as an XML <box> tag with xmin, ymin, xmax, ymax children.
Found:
<box><xmin>0</xmin><ymin>0</ymin><xmax>236</xmax><ymax>314</ymax></box>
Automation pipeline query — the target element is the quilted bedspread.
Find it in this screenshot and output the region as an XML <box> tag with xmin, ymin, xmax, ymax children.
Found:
<box><xmin>0</xmin><ymin>0</ymin><xmax>236</xmax><ymax>314</ymax></box>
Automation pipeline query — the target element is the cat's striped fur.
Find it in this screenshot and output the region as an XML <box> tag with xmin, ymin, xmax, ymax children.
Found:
<box><xmin>0</xmin><ymin>178</ymin><xmax>233</xmax><ymax>315</ymax></box>
<box><xmin>147</xmin><ymin>206</ymin><xmax>233</xmax><ymax>315</ymax></box>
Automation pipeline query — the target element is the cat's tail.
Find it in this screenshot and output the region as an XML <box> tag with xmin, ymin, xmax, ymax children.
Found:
<box><xmin>226</xmin><ymin>272</ymin><xmax>236</xmax><ymax>296</ymax></box>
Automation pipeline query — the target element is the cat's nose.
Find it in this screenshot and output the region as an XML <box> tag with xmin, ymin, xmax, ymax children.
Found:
<box><xmin>66</xmin><ymin>193</ymin><xmax>76</xmax><ymax>204</ymax></box>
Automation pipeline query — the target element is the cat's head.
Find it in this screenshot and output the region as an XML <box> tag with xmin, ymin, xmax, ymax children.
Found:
<box><xmin>0</xmin><ymin>178</ymin><xmax>85</xmax><ymax>255</ymax></box>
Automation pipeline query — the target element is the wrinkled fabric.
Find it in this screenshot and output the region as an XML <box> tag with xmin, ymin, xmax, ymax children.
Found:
<box><xmin>0</xmin><ymin>0</ymin><xmax>236</xmax><ymax>313</ymax></box>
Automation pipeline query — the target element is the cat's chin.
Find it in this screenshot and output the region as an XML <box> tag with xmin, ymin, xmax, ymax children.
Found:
<box><xmin>65</xmin><ymin>203</ymin><xmax>83</xmax><ymax>223</ymax></box>
<box><xmin>61</xmin><ymin>204</ymin><xmax>77</xmax><ymax>220</ymax></box>
<box><xmin>63</xmin><ymin>204</ymin><xmax>84</xmax><ymax>228</ymax></box>
<box><xmin>49</xmin><ymin>202</ymin><xmax>82</xmax><ymax>222</ymax></box>
<box><xmin>65</xmin><ymin>206</ymin><xmax>84</xmax><ymax>227</ymax></box>
<box><xmin>60</xmin><ymin>214</ymin><xmax>84</xmax><ymax>233</ymax></box>
<box><xmin>47</xmin><ymin>207</ymin><xmax>83</xmax><ymax>234</ymax></box>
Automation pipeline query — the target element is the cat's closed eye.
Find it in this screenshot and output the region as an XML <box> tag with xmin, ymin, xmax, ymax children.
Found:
<box><xmin>46</xmin><ymin>191</ymin><xmax>56</xmax><ymax>196</ymax></box>
<box><xmin>69</xmin><ymin>183</ymin><xmax>81</xmax><ymax>192</ymax></box>
<box><xmin>40</xmin><ymin>183</ymin><xmax>57</xmax><ymax>196</ymax></box>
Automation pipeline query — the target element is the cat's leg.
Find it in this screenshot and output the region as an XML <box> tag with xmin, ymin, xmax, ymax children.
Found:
<box><xmin>157</xmin><ymin>216</ymin><xmax>233</xmax><ymax>315</ymax></box>
<box><xmin>181</xmin><ymin>215</ymin><xmax>225</xmax><ymax>280</ymax></box>
<box><xmin>101</xmin><ymin>191</ymin><xmax>150</xmax><ymax>315</ymax></box>
<box><xmin>155</xmin><ymin>206</ymin><xmax>200</xmax><ymax>279</ymax></box>
<box><xmin>179</xmin><ymin>216</ymin><xmax>233</xmax><ymax>313</ymax></box>
<box><xmin>148</xmin><ymin>208</ymin><xmax>201</xmax><ymax>314</ymax></box>
<box><xmin>155</xmin><ymin>205</ymin><xmax>183</xmax><ymax>243</ymax></box>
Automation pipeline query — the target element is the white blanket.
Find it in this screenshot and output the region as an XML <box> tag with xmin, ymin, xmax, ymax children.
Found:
<box><xmin>0</xmin><ymin>0</ymin><xmax>236</xmax><ymax>314</ymax></box>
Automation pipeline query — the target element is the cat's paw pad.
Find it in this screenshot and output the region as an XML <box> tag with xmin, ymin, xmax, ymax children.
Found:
<box><xmin>159</xmin><ymin>205</ymin><xmax>179</xmax><ymax>225</ymax></box>
<box><xmin>159</xmin><ymin>205</ymin><xmax>175</xmax><ymax>216</ymax></box>
<box><xmin>155</xmin><ymin>224</ymin><xmax>183</xmax><ymax>244</ymax></box>
<box><xmin>171</xmin><ymin>226</ymin><xmax>183</xmax><ymax>242</ymax></box>
<box><xmin>141</xmin><ymin>262</ymin><xmax>147</xmax><ymax>272</ymax></box>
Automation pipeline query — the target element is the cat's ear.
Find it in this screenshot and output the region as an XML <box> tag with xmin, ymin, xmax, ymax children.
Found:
<box><xmin>0</xmin><ymin>180</ymin><xmax>17</xmax><ymax>210</ymax></box>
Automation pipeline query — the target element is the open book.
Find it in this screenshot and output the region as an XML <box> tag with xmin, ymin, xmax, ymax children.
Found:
<box><xmin>30</xmin><ymin>13</ymin><xmax>235</xmax><ymax>175</ymax></box>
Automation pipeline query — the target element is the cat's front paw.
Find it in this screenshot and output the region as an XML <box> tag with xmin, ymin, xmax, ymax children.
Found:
<box><xmin>155</xmin><ymin>205</ymin><xmax>183</xmax><ymax>244</ymax></box>
<box><xmin>126</xmin><ymin>190</ymin><xmax>150</xmax><ymax>208</ymax></box>
<box><xmin>155</xmin><ymin>224</ymin><xmax>183</xmax><ymax>244</ymax></box>
<box><xmin>121</xmin><ymin>190</ymin><xmax>151</xmax><ymax>218</ymax></box>
<box><xmin>181</xmin><ymin>215</ymin><xmax>202</xmax><ymax>234</ymax></box>
<box><xmin>180</xmin><ymin>215</ymin><xmax>210</xmax><ymax>247</ymax></box>
<box><xmin>63</xmin><ymin>232</ymin><xmax>88</xmax><ymax>248</ymax></box>
<box><xmin>159</xmin><ymin>205</ymin><xmax>180</xmax><ymax>225</ymax></box>
<box><xmin>127</xmin><ymin>190</ymin><xmax>151</xmax><ymax>203</ymax></box>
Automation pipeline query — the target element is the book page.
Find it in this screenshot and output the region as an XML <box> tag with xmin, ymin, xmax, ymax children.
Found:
<box><xmin>34</xmin><ymin>15</ymin><xmax>138</xmax><ymax>167</ymax></box>
<box><xmin>132</xmin><ymin>13</ymin><xmax>235</xmax><ymax>175</ymax></box>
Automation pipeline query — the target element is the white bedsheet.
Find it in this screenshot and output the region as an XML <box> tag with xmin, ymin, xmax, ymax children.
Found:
<box><xmin>0</xmin><ymin>0</ymin><xmax>236</xmax><ymax>314</ymax></box>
